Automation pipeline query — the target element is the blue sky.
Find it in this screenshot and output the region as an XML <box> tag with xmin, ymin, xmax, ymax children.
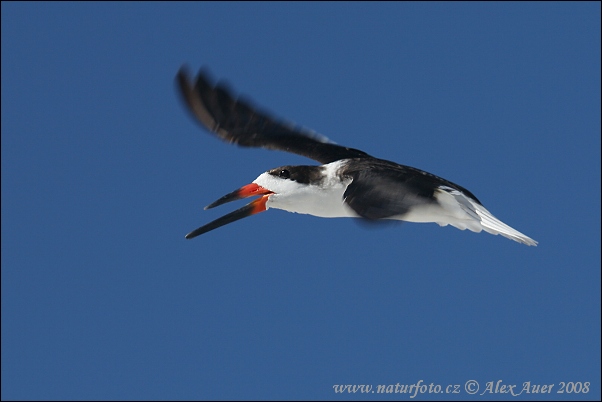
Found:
<box><xmin>2</xmin><ymin>2</ymin><xmax>600</xmax><ymax>400</ymax></box>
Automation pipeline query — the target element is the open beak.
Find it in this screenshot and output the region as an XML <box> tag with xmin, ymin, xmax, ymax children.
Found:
<box><xmin>185</xmin><ymin>183</ymin><xmax>273</xmax><ymax>239</ymax></box>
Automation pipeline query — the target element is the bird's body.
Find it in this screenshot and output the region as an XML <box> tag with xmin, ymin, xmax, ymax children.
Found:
<box><xmin>177</xmin><ymin>67</ymin><xmax>537</xmax><ymax>246</ymax></box>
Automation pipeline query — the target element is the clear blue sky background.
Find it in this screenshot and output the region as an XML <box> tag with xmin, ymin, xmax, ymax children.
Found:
<box><xmin>2</xmin><ymin>3</ymin><xmax>600</xmax><ymax>400</ymax></box>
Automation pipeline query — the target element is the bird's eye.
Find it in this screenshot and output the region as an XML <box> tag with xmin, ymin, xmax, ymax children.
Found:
<box><xmin>279</xmin><ymin>169</ymin><xmax>290</xmax><ymax>179</ymax></box>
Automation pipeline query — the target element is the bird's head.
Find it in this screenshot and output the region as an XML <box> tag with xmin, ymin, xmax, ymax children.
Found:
<box><xmin>185</xmin><ymin>165</ymin><xmax>326</xmax><ymax>238</ymax></box>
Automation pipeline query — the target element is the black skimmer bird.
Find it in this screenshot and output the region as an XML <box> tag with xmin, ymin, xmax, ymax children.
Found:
<box><xmin>177</xmin><ymin>67</ymin><xmax>537</xmax><ymax>246</ymax></box>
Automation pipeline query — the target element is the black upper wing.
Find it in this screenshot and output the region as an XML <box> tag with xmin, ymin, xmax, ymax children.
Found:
<box><xmin>342</xmin><ymin>159</ymin><xmax>482</xmax><ymax>220</ymax></box>
<box><xmin>177</xmin><ymin>67</ymin><xmax>371</xmax><ymax>164</ymax></box>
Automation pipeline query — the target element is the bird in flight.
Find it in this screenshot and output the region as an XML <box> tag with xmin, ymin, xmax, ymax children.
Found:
<box><xmin>176</xmin><ymin>67</ymin><xmax>537</xmax><ymax>246</ymax></box>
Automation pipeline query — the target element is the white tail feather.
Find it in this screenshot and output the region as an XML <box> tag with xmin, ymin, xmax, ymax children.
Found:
<box><xmin>433</xmin><ymin>186</ymin><xmax>538</xmax><ymax>246</ymax></box>
<box><xmin>472</xmin><ymin>202</ymin><xmax>538</xmax><ymax>246</ymax></box>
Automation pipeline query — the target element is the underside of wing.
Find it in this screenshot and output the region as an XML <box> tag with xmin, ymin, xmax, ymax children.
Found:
<box><xmin>176</xmin><ymin>67</ymin><xmax>371</xmax><ymax>164</ymax></box>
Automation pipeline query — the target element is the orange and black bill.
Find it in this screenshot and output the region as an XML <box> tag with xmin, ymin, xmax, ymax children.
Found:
<box><xmin>185</xmin><ymin>184</ymin><xmax>272</xmax><ymax>239</ymax></box>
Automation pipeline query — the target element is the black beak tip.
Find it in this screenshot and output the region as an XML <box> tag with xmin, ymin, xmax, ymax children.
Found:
<box><xmin>185</xmin><ymin>197</ymin><xmax>266</xmax><ymax>240</ymax></box>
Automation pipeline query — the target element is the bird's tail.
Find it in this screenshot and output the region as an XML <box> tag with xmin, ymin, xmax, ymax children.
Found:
<box><xmin>436</xmin><ymin>186</ymin><xmax>537</xmax><ymax>246</ymax></box>
<box><xmin>472</xmin><ymin>202</ymin><xmax>538</xmax><ymax>246</ymax></box>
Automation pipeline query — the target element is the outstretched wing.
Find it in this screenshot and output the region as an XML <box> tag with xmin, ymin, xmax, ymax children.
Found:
<box><xmin>176</xmin><ymin>67</ymin><xmax>371</xmax><ymax>164</ymax></box>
